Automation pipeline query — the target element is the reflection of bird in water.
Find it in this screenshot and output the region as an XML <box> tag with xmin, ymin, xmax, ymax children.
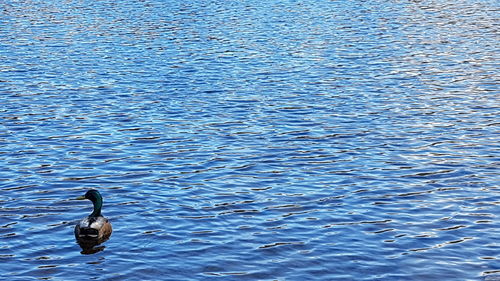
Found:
<box><xmin>75</xmin><ymin>189</ymin><xmax>112</xmax><ymax>254</ymax></box>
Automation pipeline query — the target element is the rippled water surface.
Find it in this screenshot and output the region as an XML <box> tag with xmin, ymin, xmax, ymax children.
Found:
<box><xmin>1</xmin><ymin>0</ymin><xmax>499</xmax><ymax>280</ymax></box>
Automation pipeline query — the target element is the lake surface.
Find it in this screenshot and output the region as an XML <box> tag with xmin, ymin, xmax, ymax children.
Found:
<box><xmin>0</xmin><ymin>0</ymin><xmax>499</xmax><ymax>280</ymax></box>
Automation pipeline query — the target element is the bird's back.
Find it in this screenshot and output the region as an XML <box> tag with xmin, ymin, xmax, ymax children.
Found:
<box><xmin>75</xmin><ymin>216</ymin><xmax>111</xmax><ymax>240</ymax></box>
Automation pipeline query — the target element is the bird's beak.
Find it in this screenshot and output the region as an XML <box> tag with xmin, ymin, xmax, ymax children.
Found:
<box><xmin>75</xmin><ymin>195</ymin><xmax>86</xmax><ymax>200</ymax></box>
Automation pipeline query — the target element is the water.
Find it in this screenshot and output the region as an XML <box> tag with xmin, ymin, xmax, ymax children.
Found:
<box><xmin>0</xmin><ymin>0</ymin><xmax>499</xmax><ymax>280</ymax></box>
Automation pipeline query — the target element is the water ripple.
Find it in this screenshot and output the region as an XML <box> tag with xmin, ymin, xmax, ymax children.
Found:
<box><xmin>1</xmin><ymin>0</ymin><xmax>499</xmax><ymax>280</ymax></box>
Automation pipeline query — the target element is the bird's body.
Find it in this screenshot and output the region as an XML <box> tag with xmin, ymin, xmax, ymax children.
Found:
<box><xmin>75</xmin><ymin>216</ymin><xmax>112</xmax><ymax>240</ymax></box>
<box><xmin>75</xmin><ymin>190</ymin><xmax>112</xmax><ymax>244</ymax></box>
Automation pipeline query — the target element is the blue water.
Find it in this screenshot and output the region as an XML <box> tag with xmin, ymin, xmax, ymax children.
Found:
<box><xmin>1</xmin><ymin>0</ymin><xmax>499</xmax><ymax>280</ymax></box>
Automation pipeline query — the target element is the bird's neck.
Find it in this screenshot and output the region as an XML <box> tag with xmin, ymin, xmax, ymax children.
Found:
<box><xmin>90</xmin><ymin>199</ymin><xmax>103</xmax><ymax>217</ymax></box>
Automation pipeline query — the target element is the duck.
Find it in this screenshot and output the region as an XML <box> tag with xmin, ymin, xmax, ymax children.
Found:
<box><xmin>75</xmin><ymin>189</ymin><xmax>112</xmax><ymax>244</ymax></box>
